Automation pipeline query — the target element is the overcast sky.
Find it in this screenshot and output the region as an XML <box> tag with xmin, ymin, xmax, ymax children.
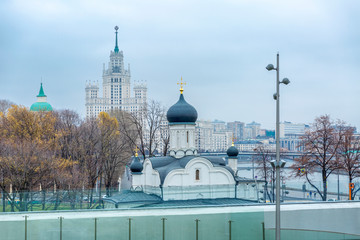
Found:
<box><xmin>0</xmin><ymin>0</ymin><xmax>359</xmax><ymax>129</ymax></box>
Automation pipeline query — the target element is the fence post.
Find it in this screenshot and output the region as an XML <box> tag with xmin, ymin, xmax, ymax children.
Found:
<box><xmin>228</xmin><ymin>220</ymin><xmax>232</xmax><ymax>240</ymax></box>
<box><xmin>59</xmin><ymin>217</ymin><xmax>63</xmax><ymax>240</ymax></box>
<box><xmin>129</xmin><ymin>218</ymin><xmax>132</xmax><ymax>240</ymax></box>
<box><xmin>195</xmin><ymin>219</ymin><xmax>200</xmax><ymax>240</ymax></box>
<box><xmin>161</xmin><ymin>218</ymin><xmax>167</xmax><ymax>240</ymax></box>
<box><xmin>94</xmin><ymin>218</ymin><xmax>97</xmax><ymax>240</ymax></box>
<box><xmin>23</xmin><ymin>215</ymin><xmax>28</xmax><ymax>240</ymax></box>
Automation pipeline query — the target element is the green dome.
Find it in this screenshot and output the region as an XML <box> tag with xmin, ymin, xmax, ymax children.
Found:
<box><xmin>30</xmin><ymin>102</ymin><xmax>53</xmax><ymax>111</ymax></box>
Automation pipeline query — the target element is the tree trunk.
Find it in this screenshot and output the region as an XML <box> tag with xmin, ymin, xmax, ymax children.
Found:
<box><xmin>80</xmin><ymin>187</ymin><xmax>83</xmax><ymax>209</ymax></box>
<box><xmin>41</xmin><ymin>190</ymin><xmax>46</xmax><ymax>210</ymax></box>
<box><xmin>106</xmin><ymin>180</ymin><xmax>111</xmax><ymax>197</ymax></box>
<box><xmin>322</xmin><ymin>170</ymin><xmax>327</xmax><ymax>201</ymax></box>
<box><xmin>2</xmin><ymin>189</ymin><xmax>6</xmax><ymax>212</ymax></box>
<box><xmin>98</xmin><ymin>177</ymin><xmax>103</xmax><ymax>209</ymax></box>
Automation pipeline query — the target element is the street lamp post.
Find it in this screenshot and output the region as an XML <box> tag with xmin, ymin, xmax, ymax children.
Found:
<box><xmin>266</xmin><ymin>53</ymin><xmax>290</xmax><ymax>240</ymax></box>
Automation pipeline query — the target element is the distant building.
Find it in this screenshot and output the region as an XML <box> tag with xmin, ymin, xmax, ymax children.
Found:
<box><xmin>195</xmin><ymin>120</ymin><xmax>232</xmax><ymax>152</ymax></box>
<box><xmin>30</xmin><ymin>83</ymin><xmax>53</xmax><ymax>112</ymax></box>
<box><xmin>85</xmin><ymin>26</ymin><xmax>147</xmax><ymax>118</ymax></box>
<box><xmin>279</xmin><ymin>121</ymin><xmax>309</xmax><ymax>138</ymax></box>
<box><xmin>277</xmin><ymin>122</ymin><xmax>309</xmax><ymax>152</ymax></box>
<box><xmin>235</xmin><ymin>140</ymin><xmax>276</xmax><ymax>152</ymax></box>
<box><xmin>196</xmin><ymin>120</ymin><xmax>213</xmax><ymax>152</ymax></box>
<box><xmin>245</xmin><ymin>121</ymin><xmax>261</xmax><ymax>139</ymax></box>
<box><xmin>280</xmin><ymin>137</ymin><xmax>303</xmax><ymax>152</ymax></box>
<box><xmin>212</xmin><ymin>119</ymin><xmax>227</xmax><ymax>132</ymax></box>
<box><xmin>212</xmin><ymin>131</ymin><xmax>233</xmax><ymax>152</ymax></box>
<box><xmin>227</xmin><ymin>121</ymin><xmax>245</xmax><ymax>140</ymax></box>
<box><xmin>265</xmin><ymin>130</ymin><xmax>275</xmax><ymax>138</ymax></box>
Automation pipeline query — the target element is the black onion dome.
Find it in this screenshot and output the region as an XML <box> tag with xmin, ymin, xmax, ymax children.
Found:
<box><xmin>227</xmin><ymin>145</ymin><xmax>239</xmax><ymax>157</ymax></box>
<box><xmin>130</xmin><ymin>157</ymin><xmax>143</xmax><ymax>173</ymax></box>
<box><xmin>167</xmin><ymin>94</ymin><xmax>198</xmax><ymax>123</ymax></box>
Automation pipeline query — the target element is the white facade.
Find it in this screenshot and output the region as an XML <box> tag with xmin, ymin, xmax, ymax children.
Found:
<box><xmin>85</xmin><ymin>27</ymin><xmax>147</xmax><ymax>118</ymax></box>
<box><xmin>169</xmin><ymin>124</ymin><xmax>197</xmax><ymax>158</ymax></box>
<box><xmin>137</xmin><ymin>156</ymin><xmax>237</xmax><ymax>200</ymax></box>
<box><xmin>279</xmin><ymin>121</ymin><xmax>309</xmax><ymax>138</ymax></box>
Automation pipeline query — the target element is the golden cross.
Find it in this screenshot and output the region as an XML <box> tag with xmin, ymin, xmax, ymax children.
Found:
<box><xmin>177</xmin><ymin>76</ymin><xmax>186</xmax><ymax>94</ymax></box>
<box><xmin>134</xmin><ymin>146</ymin><xmax>139</xmax><ymax>157</ymax></box>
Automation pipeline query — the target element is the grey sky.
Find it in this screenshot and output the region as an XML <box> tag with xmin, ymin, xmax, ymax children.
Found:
<box><xmin>0</xmin><ymin>0</ymin><xmax>359</xmax><ymax>129</ymax></box>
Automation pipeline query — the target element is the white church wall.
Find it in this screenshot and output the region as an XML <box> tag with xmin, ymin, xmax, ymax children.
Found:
<box><xmin>236</xmin><ymin>182</ymin><xmax>260</xmax><ymax>201</ymax></box>
<box><xmin>163</xmin><ymin>158</ymin><xmax>235</xmax><ymax>187</ymax></box>
<box><xmin>169</xmin><ymin>124</ymin><xmax>196</xmax><ymax>155</ymax></box>
<box><xmin>143</xmin><ymin>160</ymin><xmax>161</xmax><ymax>187</ymax></box>
<box><xmin>140</xmin><ymin>159</ymin><xmax>163</xmax><ymax>197</ymax></box>
<box><xmin>131</xmin><ymin>174</ymin><xmax>142</xmax><ymax>191</ymax></box>
<box><xmin>161</xmin><ymin>157</ymin><xmax>236</xmax><ymax>200</ymax></box>
<box><xmin>162</xmin><ymin>184</ymin><xmax>235</xmax><ymax>201</ymax></box>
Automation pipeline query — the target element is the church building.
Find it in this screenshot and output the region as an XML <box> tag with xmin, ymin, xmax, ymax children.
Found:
<box><xmin>128</xmin><ymin>82</ymin><xmax>260</xmax><ymax>201</ymax></box>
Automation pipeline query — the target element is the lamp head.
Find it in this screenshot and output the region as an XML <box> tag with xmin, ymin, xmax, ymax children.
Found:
<box><xmin>273</xmin><ymin>93</ymin><xmax>277</xmax><ymax>100</ymax></box>
<box><xmin>270</xmin><ymin>160</ymin><xmax>276</xmax><ymax>168</ymax></box>
<box><xmin>266</xmin><ymin>64</ymin><xmax>275</xmax><ymax>71</ymax></box>
<box><xmin>281</xmin><ymin>78</ymin><xmax>290</xmax><ymax>85</ymax></box>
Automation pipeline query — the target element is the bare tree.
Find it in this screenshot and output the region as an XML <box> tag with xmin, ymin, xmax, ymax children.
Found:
<box><xmin>253</xmin><ymin>145</ymin><xmax>275</xmax><ymax>202</ymax></box>
<box><xmin>145</xmin><ymin>100</ymin><xmax>166</xmax><ymax>157</ymax></box>
<box><xmin>160</xmin><ymin>121</ymin><xmax>170</xmax><ymax>156</ymax></box>
<box><xmin>294</xmin><ymin>115</ymin><xmax>344</xmax><ymax>201</ymax></box>
<box><xmin>98</xmin><ymin>112</ymin><xmax>131</xmax><ymax>197</ymax></box>
<box><xmin>54</xmin><ymin>109</ymin><xmax>82</xmax><ymax>159</ymax></box>
<box><xmin>0</xmin><ymin>99</ymin><xmax>15</xmax><ymax>114</ymax></box>
<box><xmin>112</xmin><ymin>110</ymin><xmax>139</xmax><ymax>156</ymax></box>
<box><xmin>337</xmin><ymin>126</ymin><xmax>360</xmax><ymax>199</ymax></box>
<box><xmin>53</xmin><ymin>109</ymin><xmax>84</xmax><ymax>209</ymax></box>
<box><xmin>113</xmin><ymin>100</ymin><xmax>166</xmax><ymax>159</ymax></box>
<box><xmin>77</xmin><ymin>117</ymin><xmax>102</xmax><ymax>208</ymax></box>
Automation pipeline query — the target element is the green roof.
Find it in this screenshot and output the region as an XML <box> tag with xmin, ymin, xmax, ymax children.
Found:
<box><xmin>37</xmin><ymin>83</ymin><xmax>47</xmax><ymax>97</ymax></box>
<box><xmin>30</xmin><ymin>102</ymin><xmax>53</xmax><ymax>112</ymax></box>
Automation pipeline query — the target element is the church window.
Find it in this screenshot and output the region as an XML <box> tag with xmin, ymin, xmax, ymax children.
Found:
<box><xmin>195</xmin><ymin>169</ymin><xmax>200</xmax><ymax>180</ymax></box>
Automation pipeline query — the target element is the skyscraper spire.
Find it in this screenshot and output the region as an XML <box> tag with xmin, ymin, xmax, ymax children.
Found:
<box><xmin>114</xmin><ymin>26</ymin><xmax>119</xmax><ymax>53</ymax></box>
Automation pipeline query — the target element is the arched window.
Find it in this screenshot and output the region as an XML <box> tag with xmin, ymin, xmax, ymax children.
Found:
<box><xmin>195</xmin><ymin>169</ymin><xmax>200</xmax><ymax>180</ymax></box>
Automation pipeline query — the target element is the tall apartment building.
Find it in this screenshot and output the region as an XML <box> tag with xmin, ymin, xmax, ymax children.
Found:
<box><xmin>227</xmin><ymin>121</ymin><xmax>245</xmax><ymax>141</ymax></box>
<box><xmin>85</xmin><ymin>26</ymin><xmax>147</xmax><ymax>118</ymax></box>
<box><xmin>245</xmin><ymin>121</ymin><xmax>261</xmax><ymax>139</ymax></box>
<box><xmin>195</xmin><ymin>120</ymin><xmax>232</xmax><ymax>152</ymax></box>
<box><xmin>212</xmin><ymin>131</ymin><xmax>233</xmax><ymax>152</ymax></box>
<box><xmin>196</xmin><ymin>120</ymin><xmax>213</xmax><ymax>152</ymax></box>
